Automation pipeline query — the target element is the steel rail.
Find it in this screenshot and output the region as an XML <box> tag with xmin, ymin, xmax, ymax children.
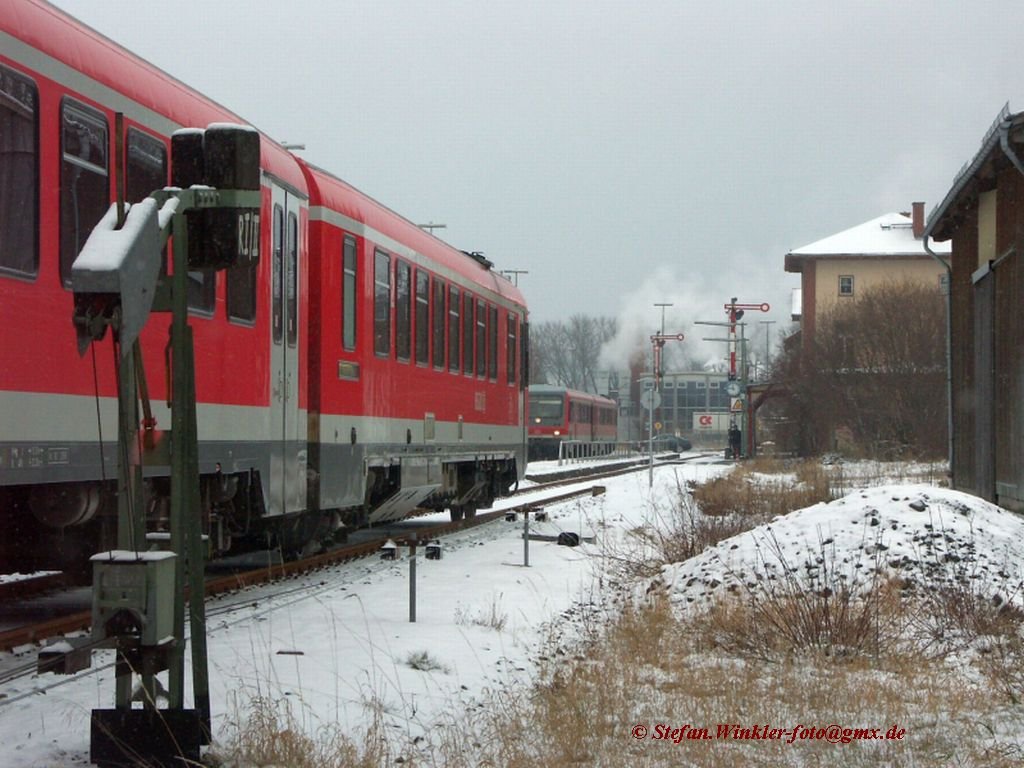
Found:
<box><xmin>0</xmin><ymin>483</ymin><xmax>608</xmax><ymax>655</ymax></box>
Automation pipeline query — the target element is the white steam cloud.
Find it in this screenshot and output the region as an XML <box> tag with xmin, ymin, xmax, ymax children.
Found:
<box><xmin>598</xmin><ymin>264</ymin><xmax>791</xmax><ymax>376</ymax></box>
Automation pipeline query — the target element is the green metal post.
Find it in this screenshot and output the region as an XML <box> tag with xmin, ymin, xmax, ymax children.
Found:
<box><xmin>166</xmin><ymin>193</ymin><xmax>210</xmax><ymax>730</ymax></box>
<box><xmin>168</xmin><ymin>204</ymin><xmax>188</xmax><ymax>711</ymax></box>
<box><xmin>183</xmin><ymin>326</ymin><xmax>211</xmax><ymax>733</ymax></box>
<box><xmin>114</xmin><ymin>334</ymin><xmax>147</xmax><ymax>710</ymax></box>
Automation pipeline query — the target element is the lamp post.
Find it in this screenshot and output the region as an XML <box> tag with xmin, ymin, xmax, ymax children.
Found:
<box><xmin>759</xmin><ymin>320</ymin><xmax>776</xmax><ymax>376</ymax></box>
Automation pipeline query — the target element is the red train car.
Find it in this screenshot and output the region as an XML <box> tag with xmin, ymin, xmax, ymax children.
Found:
<box><xmin>527</xmin><ymin>386</ymin><xmax>617</xmax><ymax>461</ymax></box>
<box><xmin>300</xmin><ymin>162</ymin><xmax>527</xmax><ymax>524</ymax></box>
<box><xmin>0</xmin><ymin>0</ymin><xmax>527</xmax><ymax>570</ymax></box>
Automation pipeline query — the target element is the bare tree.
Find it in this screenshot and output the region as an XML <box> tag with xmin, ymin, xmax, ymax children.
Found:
<box><xmin>768</xmin><ymin>280</ymin><xmax>946</xmax><ymax>458</ymax></box>
<box><xmin>530</xmin><ymin>315</ymin><xmax>618</xmax><ymax>390</ymax></box>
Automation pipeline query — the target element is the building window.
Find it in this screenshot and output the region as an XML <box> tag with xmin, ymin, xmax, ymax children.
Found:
<box><xmin>60</xmin><ymin>99</ymin><xmax>108</xmax><ymax>287</ymax></box>
<box><xmin>374</xmin><ymin>249</ymin><xmax>391</xmax><ymax>356</ymax></box>
<box><xmin>838</xmin><ymin>275</ymin><xmax>854</xmax><ymax>297</ymax></box>
<box><xmin>415</xmin><ymin>269</ymin><xmax>429</xmax><ymax>365</ymax></box>
<box><xmin>978</xmin><ymin>189</ymin><xmax>997</xmax><ymax>270</ymax></box>
<box><xmin>0</xmin><ymin>64</ymin><xmax>38</xmax><ymax>278</ymax></box>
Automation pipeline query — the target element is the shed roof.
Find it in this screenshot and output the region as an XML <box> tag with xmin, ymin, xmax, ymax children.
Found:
<box><xmin>925</xmin><ymin>105</ymin><xmax>1024</xmax><ymax>242</ymax></box>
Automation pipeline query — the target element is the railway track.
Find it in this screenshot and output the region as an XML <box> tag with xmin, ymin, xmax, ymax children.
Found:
<box><xmin>0</xmin><ymin>480</ymin><xmax>612</xmax><ymax>660</ymax></box>
<box><xmin>0</xmin><ymin>452</ymin><xmax>713</xmax><ymax>662</ymax></box>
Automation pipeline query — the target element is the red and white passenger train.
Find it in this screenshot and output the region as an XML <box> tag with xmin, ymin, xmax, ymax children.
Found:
<box><xmin>0</xmin><ymin>0</ymin><xmax>528</xmax><ymax>571</ymax></box>
<box><xmin>527</xmin><ymin>386</ymin><xmax>617</xmax><ymax>461</ymax></box>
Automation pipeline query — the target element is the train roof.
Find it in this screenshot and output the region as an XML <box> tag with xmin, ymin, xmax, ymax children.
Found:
<box><xmin>529</xmin><ymin>385</ymin><xmax>616</xmax><ymax>405</ymax></box>
<box><xmin>2</xmin><ymin>0</ymin><xmax>306</xmax><ymax>193</ymax></box>
<box><xmin>300</xmin><ymin>160</ymin><xmax>527</xmax><ymax>310</ymax></box>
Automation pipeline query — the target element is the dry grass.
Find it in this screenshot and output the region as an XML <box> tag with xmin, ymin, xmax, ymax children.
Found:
<box><xmin>421</xmin><ymin>599</ymin><xmax>1024</xmax><ymax>768</ymax></box>
<box><xmin>453</xmin><ymin>592</ymin><xmax>509</xmax><ymax>632</ymax></box>
<box><xmin>625</xmin><ymin>459</ymin><xmax>833</xmax><ymax>580</ymax></box>
<box><xmin>213</xmin><ymin>460</ymin><xmax>1024</xmax><ymax>767</ymax></box>
<box><xmin>692</xmin><ymin>457</ymin><xmax>832</xmax><ymax>520</ymax></box>
<box><xmin>209</xmin><ymin>695</ymin><xmax>390</xmax><ymax>767</ymax></box>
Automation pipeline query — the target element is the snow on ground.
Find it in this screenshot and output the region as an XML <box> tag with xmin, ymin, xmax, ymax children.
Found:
<box><xmin>0</xmin><ymin>460</ymin><xmax>725</xmax><ymax>767</ymax></box>
<box><xmin>0</xmin><ymin>572</ymin><xmax>60</xmax><ymax>585</ymax></box>
<box><xmin>658</xmin><ymin>484</ymin><xmax>1024</xmax><ymax>613</ymax></box>
<box><xmin>3</xmin><ymin>459</ymin><xmax>1019</xmax><ymax>766</ymax></box>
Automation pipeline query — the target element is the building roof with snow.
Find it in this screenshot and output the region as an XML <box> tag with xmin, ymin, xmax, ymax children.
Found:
<box><xmin>785</xmin><ymin>208</ymin><xmax>950</xmax><ymax>272</ymax></box>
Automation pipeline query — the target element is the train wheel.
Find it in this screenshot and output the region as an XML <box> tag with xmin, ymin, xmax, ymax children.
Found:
<box><xmin>449</xmin><ymin>507</ymin><xmax>464</xmax><ymax>522</ymax></box>
<box><xmin>463</xmin><ymin>505</ymin><xmax>477</xmax><ymax>520</ymax></box>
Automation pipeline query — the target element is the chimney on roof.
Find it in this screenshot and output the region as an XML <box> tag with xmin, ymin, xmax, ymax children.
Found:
<box><xmin>912</xmin><ymin>201</ymin><xmax>925</xmax><ymax>239</ymax></box>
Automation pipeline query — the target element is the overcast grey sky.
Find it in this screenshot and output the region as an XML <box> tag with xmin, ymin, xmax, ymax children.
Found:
<box><xmin>49</xmin><ymin>0</ymin><xmax>1024</xmax><ymax>357</ymax></box>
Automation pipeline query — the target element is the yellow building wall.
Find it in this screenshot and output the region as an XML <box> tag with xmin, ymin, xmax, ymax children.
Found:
<box><xmin>814</xmin><ymin>258</ymin><xmax>944</xmax><ymax>317</ymax></box>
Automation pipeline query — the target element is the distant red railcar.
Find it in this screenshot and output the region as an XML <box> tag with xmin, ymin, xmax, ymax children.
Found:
<box><xmin>0</xmin><ymin>0</ymin><xmax>528</xmax><ymax>571</ymax></box>
<box><xmin>527</xmin><ymin>386</ymin><xmax>617</xmax><ymax>461</ymax></box>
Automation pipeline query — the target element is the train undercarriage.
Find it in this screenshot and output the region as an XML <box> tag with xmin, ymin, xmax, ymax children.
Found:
<box><xmin>0</xmin><ymin>452</ymin><xmax>519</xmax><ymax>578</ymax></box>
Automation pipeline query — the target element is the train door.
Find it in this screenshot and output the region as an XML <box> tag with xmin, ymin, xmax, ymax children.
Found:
<box><xmin>268</xmin><ymin>183</ymin><xmax>305</xmax><ymax>516</ymax></box>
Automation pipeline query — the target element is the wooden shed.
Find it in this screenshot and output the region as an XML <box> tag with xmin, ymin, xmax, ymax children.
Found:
<box><xmin>925</xmin><ymin>105</ymin><xmax>1024</xmax><ymax>510</ymax></box>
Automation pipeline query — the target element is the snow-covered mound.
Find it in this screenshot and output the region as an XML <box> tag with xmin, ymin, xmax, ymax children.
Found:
<box><xmin>658</xmin><ymin>484</ymin><xmax>1024</xmax><ymax>612</ymax></box>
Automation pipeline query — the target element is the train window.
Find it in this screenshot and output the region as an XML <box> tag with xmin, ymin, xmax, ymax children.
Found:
<box><xmin>374</xmin><ymin>249</ymin><xmax>391</xmax><ymax>356</ymax></box>
<box><xmin>287</xmin><ymin>212</ymin><xmax>298</xmax><ymax>347</ymax></box>
<box><xmin>227</xmin><ymin>197</ymin><xmax>258</xmax><ymax>324</ymax></box>
<box><xmin>60</xmin><ymin>99</ymin><xmax>108</xmax><ymax>287</ymax></box>
<box><xmin>415</xmin><ymin>269</ymin><xmax>429</xmax><ymax>365</ymax></box>
<box><xmin>272</xmin><ymin>205</ymin><xmax>283</xmax><ymax>343</ymax></box>
<box><xmin>226</xmin><ymin>252</ymin><xmax>257</xmax><ymax>324</ymax></box>
<box><xmin>125</xmin><ymin>128</ymin><xmax>166</xmax><ymax>202</ymax></box>
<box><xmin>462</xmin><ymin>292</ymin><xmax>474</xmax><ymax>375</ymax></box>
<box><xmin>520</xmin><ymin>321</ymin><xmax>529</xmax><ymax>391</ymax></box>
<box><xmin>187</xmin><ymin>270</ymin><xmax>215</xmax><ymax>315</ymax></box>
<box><xmin>476</xmin><ymin>299</ymin><xmax>486</xmax><ymax>377</ymax></box>
<box><xmin>448</xmin><ymin>285</ymin><xmax>460</xmax><ymax>372</ymax></box>
<box><xmin>506</xmin><ymin>313</ymin><xmax>517</xmax><ymax>385</ymax></box>
<box><xmin>529</xmin><ymin>393</ymin><xmax>564</xmax><ymax>425</ymax></box>
<box><xmin>432</xmin><ymin>278</ymin><xmax>445</xmax><ymax>369</ymax></box>
<box><xmin>489</xmin><ymin>305</ymin><xmax>498</xmax><ymax>380</ymax></box>
<box><xmin>395</xmin><ymin>260</ymin><xmax>411</xmax><ymax>361</ymax></box>
<box><xmin>0</xmin><ymin>65</ymin><xmax>38</xmax><ymax>278</ymax></box>
<box><xmin>342</xmin><ymin>235</ymin><xmax>357</xmax><ymax>350</ymax></box>
<box><xmin>126</xmin><ymin>127</ymin><xmax>171</xmax><ymax>282</ymax></box>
